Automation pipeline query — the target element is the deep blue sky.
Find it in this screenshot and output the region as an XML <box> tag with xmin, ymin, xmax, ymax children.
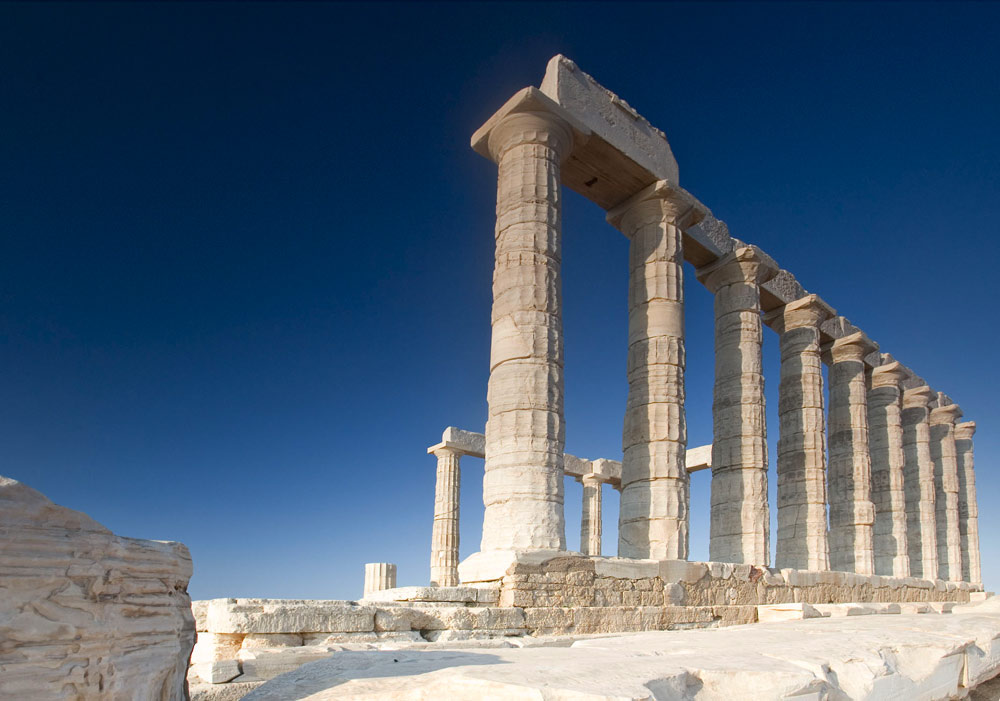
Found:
<box><xmin>2</xmin><ymin>2</ymin><xmax>997</xmax><ymax>600</ymax></box>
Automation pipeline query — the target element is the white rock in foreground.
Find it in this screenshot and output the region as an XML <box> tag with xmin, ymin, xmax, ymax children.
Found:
<box><xmin>245</xmin><ymin>598</ymin><xmax>1000</xmax><ymax>700</ymax></box>
<box><xmin>0</xmin><ymin>475</ymin><xmax>195</xmax><ymax>700</ymax></box>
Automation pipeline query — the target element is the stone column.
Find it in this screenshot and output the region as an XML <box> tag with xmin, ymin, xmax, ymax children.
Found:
<box><xmin>929</xmin><ymin>403</ymin><xmax>963</xmax><ymax>582</ymax></box>
<box><xmin>867</xmin><ymin>361</ymin><xmax>910</xmax><ymax>578</ymax></box>
<box><xmin>363</xmin><ymin>563</ymin><xmax>397</xmax><ymax>598</ymax></box>
<box><xmin>480</xmin><ymin>109</ymin><xmax>574</xmax><ymax>552</ymax></box>
<box><xmin>429</xmin><ymin>447</ymin><xmax>461</xmax><ymax>587</ymax></box>
<box><xmin>901</xmin><ymin>386</ymin><xmax>938</xmax><ymax>579</ymax></box>
<box><xmin>955</xmin><ymin>421</ymin><xmax>981</xmax><ymax>585</ymax></box>
<box><xmin>766</xmin><ymin>294</ymin><xmax>834</xmax><ymax>571</ymax></box>
<box><xmin>826</xmin><ymin>331</ymin><xmax>878</xmax><ymax>575</ymax></box>
<box><xmin>607</xmin><ymin>181</ymin><xmax>703</xmax><ymax>560</ymax></box>
<box><xmin>579</xmin><ymin>474</ymin><xmax>603</xmax><ymax>556</ymax></box>
<box><xmin>697</xmin><ymin>246</ymin><xmax>778</xmax><ymax>565</ymax></box>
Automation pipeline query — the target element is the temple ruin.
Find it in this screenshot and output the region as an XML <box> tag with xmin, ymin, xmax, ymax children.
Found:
<box><xmin>184</xmin><ymin>55</ymin><xmax>991</xmax><ymax>697</ymax></box>
<box><xmin>424</xmin><ymin>53</ymin><xmax>982</xmax><ymax>588</ymax></box>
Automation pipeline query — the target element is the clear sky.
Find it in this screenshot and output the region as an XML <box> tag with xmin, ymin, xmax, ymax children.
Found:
<box><xmin>2</xmin><ymin>2</ymin><xmax>997</xmax><ymax>601</ymax></box>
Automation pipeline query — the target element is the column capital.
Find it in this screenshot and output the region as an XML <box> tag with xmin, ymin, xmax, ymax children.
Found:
<box><xmin>955</xmin><ymin>421</ymin><xmax>976</xmax><ymax>440</ymax></box>
<box><xmin>580</xmin><ymin>473</ymin><xmax>604</xmax><ymax>487</ymax></box>
<box><xmin>472</xmin><ymin>87</ymin><xmax>588</xmax><ymax>164</ymax></box>
<box><xmin>606</xmin><ymin>179</ymin><xmax>707</xmax><ymax>232</ymax></box>
<box><xmin>902</xmin><ymin>384</ymin><xmax>936</xmax><ymax>410</ymax></box>
<box><xmin>871</xmin><ymin>360</ymin><xmax>908</xmax><ymax>389</ymax></box>
<box><xmin>695</xmin><ymin>245</ymin><xmax>779</xmax><ymax>293</ymax></box>
<box><xmin>929</xmin><ymin>403</ymin><xmax>963</xmax><ymax>426</ymax></box>
<box><xmin>823</xmin><ymin>331</ymin><xmax>879</xmax><ymax>364</ymax></box>
<box><xmin>763</xmin><ymin>293</ymin><xmax>836</xmax><ymax>334</ymax></box>
<box><xmin>427</xmin><ymin>443</ymin><xmax>463</xmax><ymax>459</ymax></box>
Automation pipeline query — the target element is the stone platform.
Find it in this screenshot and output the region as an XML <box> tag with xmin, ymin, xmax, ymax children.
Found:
<box><xmin>242</xmin><ymin>597</ymin><xmax>1000</xmax><ymax>700</ymax></box>
<box><xmin>189</xmin><ymin>554</ymin><xmax>980</xmax><ymax>695</ymax></box>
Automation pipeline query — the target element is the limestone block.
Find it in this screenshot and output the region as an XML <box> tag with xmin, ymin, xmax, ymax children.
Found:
<box><xmin>203</xmin><ymin>599</ymin><xmax>376</xmax><ymax>635</ymax></box>
<box><xmin>193</xmin><ymin>660</ymin><xmax>241</xmax><ymax>685</ymax></box>
<box><xmin>756</xmin><ymin>603</ymin><xmax>822</xmax><ymax>622</ymax></box>
<box><xmin>243</xmin><ymin>605</ymin><xmax>1000</xmax><ymax>700</ymax></box>
<box><xmin>0</xmin><ymin>476</ymin><xmax>195</xmax><ymax>700</ymax></box>
<box><xmin>593</xmin><ymin>557</ymin><xmax>660</xmax><ymax>580</ymax></box>
<box><xmin>440</xmin><ymin>427</ymin><xmax>486</xmax><ymax>457</ymax></box>
<box><xmin>190</xmin><ymin>680</ymin><xmax>265</xmax><ymax>701</ymax></box>
<box><xmin>236</xmin><ymin>645</ymin><xmax>335</xmax><ymax>682</ymax></box>
<box><xmin>364</xmin><ymin>585</ymin><xmax>485</xmax><ymax>604</ymax></box>
<box><xmin>539</xmin><ymin>54</ymin><xmax>679</xmax><ymax>184</ymax></box>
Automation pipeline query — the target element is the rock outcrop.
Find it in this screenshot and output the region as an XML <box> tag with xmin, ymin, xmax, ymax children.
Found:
<box><xmin>0</xmin><ymin>476</ymin><xmax>195</xmax><ymax>700</ymax></box>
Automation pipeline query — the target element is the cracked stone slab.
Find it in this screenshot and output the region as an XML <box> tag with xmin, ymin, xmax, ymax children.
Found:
<box><xmin>244</xmin><ymin>598</ymin><xmax>1000</xmax><ymax>700</ymax></box>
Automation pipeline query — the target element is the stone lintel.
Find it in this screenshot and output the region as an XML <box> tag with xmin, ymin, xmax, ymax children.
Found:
<box><xmin>428</xmin><ymin>426</ymin><xmax>486</xmax><ymax>458</ymax></box>
<box><xmin>685</xmin><ymin>444</ymin><xmax>712</xmax><ymax>473</ymax></box>
<box><xmin>564</xmin><ymin>453</ymin><xmax>592</xmax><ymax>480</ymax></box>
<box><xmin>591</xmin><ymin>458</ymin><xmax>622</xmax><ymax>485</ymax></box>
<box><xmin>759</xmin><ymin>269</ymin><xmax>809</xmax><ymax>314</ymax></box>
<box><xmin>538</xmin><ymin>54</ymin><xmax>677</xmax><ymax>211</ymax></box>
<box><xmin>955</xmin><ymin>421</ymin><xmax>976</xmax><ymax>440</ymax></box>
<box><xmin>605</xmin><ymin>179</ymin><xmax>708</xmax><ymax>232</ymax></box>
<box><xmin>929</xmin><ymin>403</ymin><xmax>963</xmax><ymax>425</ymax></box>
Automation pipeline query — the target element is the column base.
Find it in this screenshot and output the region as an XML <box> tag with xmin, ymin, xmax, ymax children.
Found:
<box><xmin>458</xmin><ymin>549</ymin><xmax>580</xmax><ymax>583</ymax></box>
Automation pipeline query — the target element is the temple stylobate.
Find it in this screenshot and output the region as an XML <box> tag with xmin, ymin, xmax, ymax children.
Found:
<box><xmin>428</xmin><ymin>55</ymin><xmax>982</xmax><ymax>590</ymax></box>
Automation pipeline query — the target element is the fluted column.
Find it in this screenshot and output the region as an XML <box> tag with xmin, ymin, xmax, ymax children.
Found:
<box><xmin>429</xmin><ymin>447</ymin><xmax>461</xmax><ymax>586</ymax></box>
<box><xmin>901</xmin><ymin>386</ymin><xmax>938</xmax><ymax>578</ymax></box>
<box><xmin>607</xmin><ymin>181</ymin><xmax>703</xmax><ymax>560</ymax></box>
<box><xmin>955</xmin><ymin>421</ymin><xmax>981</xmax><ymax>585</ymax></box>
<box><xmin>481</xmin><ymin>110</ymin><xmax>574</xmax><ymax>552</ymax></box>
<box><xmin>363</xmin><ymin>563</ymin><xmax>397</xmax><ymax>598</ymax></box>
<box><xmin>929</xmin><ymin>403</ymin><xmax>963</xmax><ymax>582</ymax></box>
<box><xmin>579</xmin><ymin>474</ymin><xmax>603</xmax><ymax>556</ymax></box>
<box><xmin>697</xmin><ymin>246</ymin><xmax>778</xmax><ymax>565</ymax></box>
<box><xmin>765</xmin><ymin>294</ymin><xmax>834</xmax><ymax>571</ymax></box>
<box><xmin>826</xmin><ymin>331</ymin><xmax>878</xmax><ymax>575</ymax></box>
<box><xmin>867</xmin><ymin>361</ymin><xmax>910</xmax><ymax>577</ymax></box>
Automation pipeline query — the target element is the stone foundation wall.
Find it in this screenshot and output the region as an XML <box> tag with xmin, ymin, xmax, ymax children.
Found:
<box><xmin>498</xmin><ymin>555</ymin><xmax>977</xmax><ymax>611</ymax></box>
<box><xmin>190</xmin><ymin>555</ymin><xmax>977</xmax><ymax>692</ymax></box>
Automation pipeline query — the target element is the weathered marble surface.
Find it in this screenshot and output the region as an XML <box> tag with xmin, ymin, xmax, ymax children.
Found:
<box><xmin>429</xmin><ymin>445</ymin><xmax>460</xmax><ymax>586</ymax></box>
<box><xmin>609</xmin><ymin>180</ymin><xmax>703</xmax><ymax>560</ymax></box>
<box><xmin>0</xmin><ymin>475</ymin><xmax>194</xmax><ymax>700</ymax></box>
<box><xmin>930</xmin><ymin>403</ymin><xmax>964</xmax><ymax>582</ymax></box>
<box><xmin>243</xmin><ymin>597</ymin><xmax>1000</xmax><ymax>700</ymax></box>
<box><xmin>955</xmin><ymin>421</ymin><xmax>982</xmax><ymax>585</ymax></box>
<box><xmin>826</xmin><ymin>331</ymin><xmax>878</xmax><ymax>575</ymax></box>
<box><xmin>765</xmin><ymin>294</ymin><xmax>833</xmax><ymax>572</ymax></box>
<box><xmin>479</xmin><ymin>103</ymin><xmax>573</xmax><ymax>553</ymax></box>
<box><xmin>868</xmin><ymin>360</ymin><xmax>910</xmax><ymax>577</ymax></box>
<box><xmin>902</xmin><ymin>385</ymin><xmax>939</xmax><ymax>578</ymax></box>
<box><xmin>697</xmin><ymin>246</ymin><xmax>777</xmax><ymax>565</ymax></box>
